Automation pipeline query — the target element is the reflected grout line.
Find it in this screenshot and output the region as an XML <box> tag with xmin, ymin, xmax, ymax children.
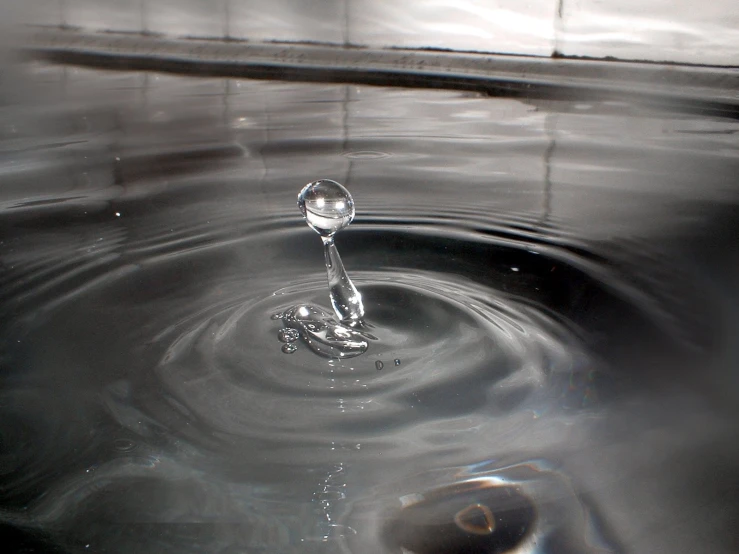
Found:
<box><xmin>553</xmin><ymin>0</ymin><xmax>565</xmax><ymax>57</ymax></box>
<box><xmin>541</xmin><ymin>113</ymin><xmax>556</xmax><ymax>228</ymax></box>
<box><xmin>342</xmin><ymin>0</ymin><xmax>351</xmax><ymax>47</ymax></box>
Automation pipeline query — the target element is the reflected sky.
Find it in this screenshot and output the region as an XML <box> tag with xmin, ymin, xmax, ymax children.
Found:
<box><xmin>4</xmin><ymin>0</ymin><xmax>738</xmax><ymax>65</ymax></box>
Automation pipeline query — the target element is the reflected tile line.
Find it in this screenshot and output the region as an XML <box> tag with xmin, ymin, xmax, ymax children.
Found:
<box><xmin>342</xmin><ymin>0</ymin><xmax>351</xmax><ymax>47</ymax></box>
<box><xmin>58</xmin><ymin>0</ymin><xmax>66</xmax><ymax>28</ymax></box>
<box><xmin>224</xmin><ymin>0</ymin><xmax>231</xmax><ymax>41</ymax></box>
<box><xmin>342</xmin><ymin>85</ymin><xmax>353</xmax><ymax>190</ymax></box>
<box><xmin>140</xmin><ymin>0</ymin><xmax>149</xmax><ymax>35</ymax></box>
<box><xmin>553</xmin><ymin>0</ymin><xmax>565</xmax><ymax>56</ymax></box>
<box><xmin>540</xmin><ymin>111</ymin><xmax>557</xmax><ymax>227</ymax></box>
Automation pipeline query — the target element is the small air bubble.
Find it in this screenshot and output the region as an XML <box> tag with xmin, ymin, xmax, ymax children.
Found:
<box><xmin>394</xmin><ymin>359</ymin><xmax>401</xmax><ymax>366</ymax></box>
<box><xmin>375</xmin><ymin>360</ymin><xmax>384</xmax><ymax>371</ymax></box>
<box><xmin>282</xmin><ymin>343</ymin><xmax>298</xmax><ymax>354</ymax></box>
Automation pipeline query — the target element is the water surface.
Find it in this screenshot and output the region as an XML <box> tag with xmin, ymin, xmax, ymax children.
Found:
<box><xmin>1</xmin><ymin>63</ymin><xmax>739</xmax><ymax>553</ymax></box>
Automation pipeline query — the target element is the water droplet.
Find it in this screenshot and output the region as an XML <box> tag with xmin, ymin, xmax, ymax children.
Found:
<box><xmin>278</xmin><ymin>328</ymin><xmax>300</xmax><ymax>343</ymax></box>
<box><xmin>394</xmin><ymin>359</ymin><xmax>401</xmax><ymax>366</ymax></box>
<box><xmin>282</xmin><ymin>343</ymin><xmax>298</xmax><ymax>354</ymax></box>
<box><xmin>297</xmin><ymin>179</ymin><xmax>364</xmax><ymax>323</ymax></box>
<box><xmin>298</xmin><ymin>179</ymin><xmax>355</xmax><ymax>238</ymax></box>
<box><xmin>375</xmin><ymin>360</ymin><xmax>384</xmax><ymax>371</ymax></box>
<box><xmin>271</xmin><ymin>312</ymin><xmax>284</xmax><ymax>320</ymax></box>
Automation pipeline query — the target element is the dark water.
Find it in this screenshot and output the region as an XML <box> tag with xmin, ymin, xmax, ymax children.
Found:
<box><xmin>1</xmin><ymin>62</ymin><xmax>739</xmax><ymax>553</ymax></box>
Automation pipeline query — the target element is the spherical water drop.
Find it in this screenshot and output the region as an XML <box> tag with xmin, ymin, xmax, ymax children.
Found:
<box><xmin>298</xmin><ymin>179</ymin><xmax>355</xmax><ymax>238</ymax></box>
<box><xmin>375</xmin><ymin>360</ymin><xmax>384</xmax><ymax>371</ymax></box>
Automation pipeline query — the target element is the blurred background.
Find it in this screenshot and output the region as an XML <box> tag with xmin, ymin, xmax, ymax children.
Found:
<box><xmin>3</xmin><ymin>0</ymin><xmax>738</xmax><ymax>66</ymax></box>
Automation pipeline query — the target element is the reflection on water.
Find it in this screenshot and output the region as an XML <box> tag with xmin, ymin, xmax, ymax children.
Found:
<box><xmin>7</xmin><ymin>0</ymin><xmax>739</xmax><ymax>64</ymax></box>
<box><xmin>0</xmin><ymin>63</ymin><xmax>738</xmax><ymax>553</ymax></box>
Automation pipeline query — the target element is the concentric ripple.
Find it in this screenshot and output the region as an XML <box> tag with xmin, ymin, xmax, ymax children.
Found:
<box><xmin>152</xmin><ymin>254</ymin><xmax>588</xmax><ymax>464</ymax></box>
<box><xmin>0</xmin><ymin>201</ymin><xmax>701</xmax><ymax>551</ymax></box>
